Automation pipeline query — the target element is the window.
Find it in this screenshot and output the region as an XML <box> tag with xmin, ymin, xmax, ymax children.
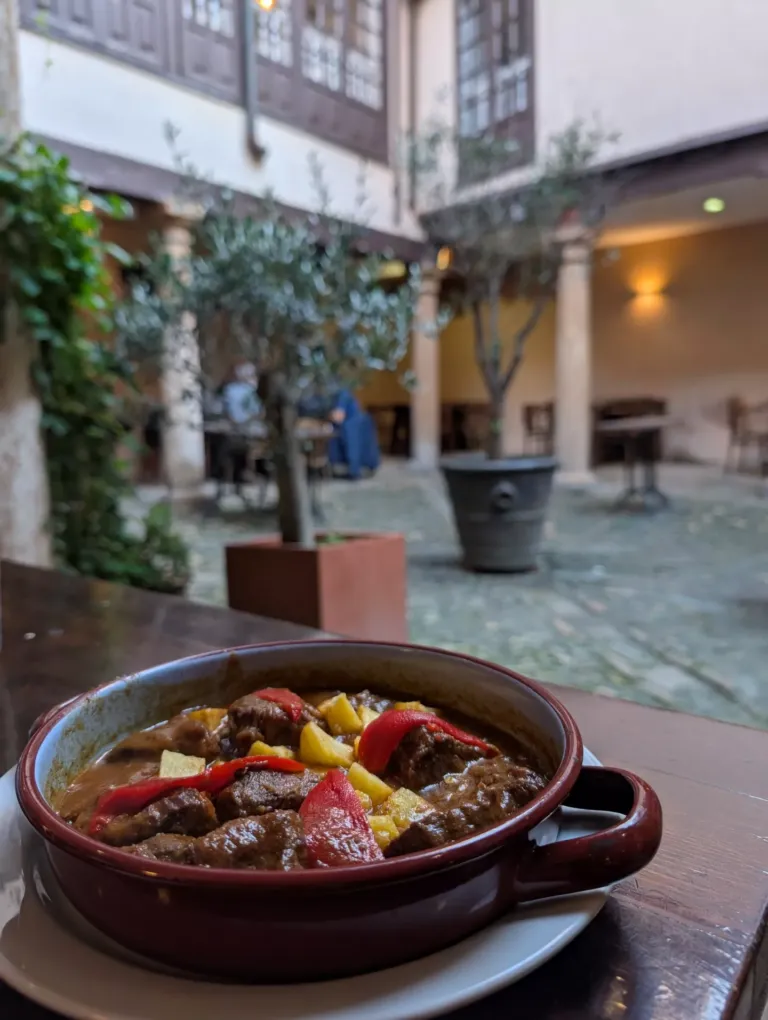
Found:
<box><xmin>256</xmin><ymin>0</ymin><xmax>388</xmax><ymax>162</ymax></box>
<box><xmin>302</xmin><ymin>0</ymin><xmax>344</xmax><ymax>93</ymax></box>
<box><xmin>256</xmin><ymin>0</ymin><xmax>294</xmax><ymax>67</ymax></box>
<box><xmin>182</xmin><ymin>0</ymin><xmax>236</xmax><ymax>37</ymax></box>
<box><xmin>457</xmin><ymin>0</ymin><xmax>533</xmax><ymax>162</ymax></box>
<box><xmin>346</xmin><ymin>0</ymin><xmax>384</xmax><ymax>110</ymax></box>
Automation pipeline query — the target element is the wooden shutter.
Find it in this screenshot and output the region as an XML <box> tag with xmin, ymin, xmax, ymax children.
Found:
<box><xmin>175</xmin><ymin>0</ymin><xmax>242</xmax><ymax>102</ymax></box>
<box><xmin>101</xmin><ymin>0</ymin><xmax>169</xmax><ymax>74</ymax></box>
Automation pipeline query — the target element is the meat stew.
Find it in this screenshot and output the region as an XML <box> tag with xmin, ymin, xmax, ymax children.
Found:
<box><xmin>57</xmin><ymin>687</ymin><xmax>551</xmax><ymax>870</ymax></box>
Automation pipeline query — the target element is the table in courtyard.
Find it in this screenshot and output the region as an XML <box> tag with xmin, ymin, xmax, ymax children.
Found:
<box><xmin>1</xmin><ymin>561</ymin><xmax>767</xmax><ymax>1020</ymax></box>
<box><xmin>597</xmin><ymin>414</ymin><xmax>676</xmax><ymax>511</ymax></box>
<box><xmin>204</xmin><ymin>417</ymin><xmax>334</xmax><ymax>517</ymax></box>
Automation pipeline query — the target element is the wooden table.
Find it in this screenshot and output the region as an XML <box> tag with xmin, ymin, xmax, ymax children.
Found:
<box><xmin>1</xmin><ymin>561</ymin><xmax>767</xmax><ymax>1020</ymax></box>
<box><xmin>204</xmin><ymin>417</ymin><xmax>334</xmax><ymax>516</ymax></box>
<box><xmin>597</xmin><ymin>415</ymin><xmax>676</xmax><ymax>511</ymax></box>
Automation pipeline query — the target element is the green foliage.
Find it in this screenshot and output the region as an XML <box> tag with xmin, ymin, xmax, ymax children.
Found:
<box><xmin>0</xmin><ymin>135</ymin><xmax>190</xmax><ymax>592</ymax></box>
<box><xmin>409</xmin><ymin>120</ymin><xmax>616</xmax><ymax>457</ymax></box>
<box><xmin>116</xmin><ymin>156</ymin><xmax>421</xmax><ymax>545</ymax></box>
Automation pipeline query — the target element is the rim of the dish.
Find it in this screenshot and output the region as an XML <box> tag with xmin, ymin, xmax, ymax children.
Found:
<box><xmin>17</xmin><ymin>640</ymin><xmax>584</xmax><ymax>889</ymax></box>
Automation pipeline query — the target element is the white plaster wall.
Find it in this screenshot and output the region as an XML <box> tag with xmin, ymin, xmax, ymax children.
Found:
<box><xmin>416</xmin><ymin>0</ymin><xmax>768</xmax><ymax>183</ymax></box>
<box><xmin>537</xmin><ymin>0</ymin><xmax>768</xmax><ymax>163</ymax></box>
<box><xmin>19</xmin><ymin>30</ymin><xmax>421</xmax><ymax>240</ymax></box>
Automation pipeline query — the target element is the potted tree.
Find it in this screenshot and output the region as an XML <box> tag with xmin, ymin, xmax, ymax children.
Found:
<box><xmin>412</xmin><ymin>123</ymin><xmax>613</xmax><ymax>571</ymax></box>
<box><xmin>119</xmin><ymin>172</ymin><xmax>420</xmax><ymax>639</ymax></box>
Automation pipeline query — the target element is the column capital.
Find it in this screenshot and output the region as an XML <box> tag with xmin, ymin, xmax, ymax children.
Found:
<box><xmin>418</xmin><ymin>264</ymin><xmax>444</xmax><ymax>298</ymax></box>
<box><xmin>162</xmin><ymin>198</ymin><xmax>206</xmax><ymax>223</ymax></box>
<box><xmin>560</xmin><ymin>239</ymin><xmax>593</xmax><ymax>266</ymax></box>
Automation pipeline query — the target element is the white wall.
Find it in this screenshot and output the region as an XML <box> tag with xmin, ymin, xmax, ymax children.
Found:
<box><xmin>415</xmin><ymin>0</ymin><xmax>768</xmax><ymax>190</ymax></box>
<box><xmin>536</xmin><ymin>0</ymin><xmax>768</xmax><ymax>163</ymax></box>
<box><xmin>19</xmin><ymin>30</ymin><xmax>421</xmax><ymax>240</ymax></box>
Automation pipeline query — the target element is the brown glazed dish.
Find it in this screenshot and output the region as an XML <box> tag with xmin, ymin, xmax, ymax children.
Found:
<box><xmin>17</xmin><ymin>641</ymin><xmax>663</xmax><ymax>982</ymax></box>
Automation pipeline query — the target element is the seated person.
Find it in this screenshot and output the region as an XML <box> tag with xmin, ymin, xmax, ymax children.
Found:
<box><xmin>300</xmin><ymin>386</ymin><xmax>380</xmax><ymax>480</ymax></box>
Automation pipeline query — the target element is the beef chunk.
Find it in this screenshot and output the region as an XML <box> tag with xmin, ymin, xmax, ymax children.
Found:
<box><xmin>348</xmin><ymin>689</ymin><xmax>393</xmax><ymax>714</ymax></box>
<box><xmin>106</xmin><ymin>714</ymin><xmax>221</xmax><ymax>763</ymax></box>
<box><xmin>385</xmin><ymin>756</ymin><xmax>547</xmax><ymax>857</ymax></box>
<box><xmin>386</xmin><ymin>725</ymin><xmax>483</xmax><ymax>790</ymax></box>
<box><xmin>193</xmin><ymin>811</ymin><xmax>307</xmax><ymax>870</ymax></box>
<box><xmin>223</xmin><ymin>693</ymin><xmax>321</xmax><ymax>754</ymax></box>
<box><xmin>98</xmin><ymin>788</ymin><xmax>219</xmax><ymax>847</ymax></box>
<box><xmin>216</xmin><ymin>768</ymin><xmax>321</xmax><ymax>821</ymax></box>
<box><xmin>131</xmin><ymin>833</ymin><xmax>198</xmax><ymax>864</ymax></box>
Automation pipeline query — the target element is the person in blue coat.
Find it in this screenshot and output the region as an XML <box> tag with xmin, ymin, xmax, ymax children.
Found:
<box><xmin>300</xmin><ymin>386</ymin><xmax>380</xmax><ymax>480</ymax></box>
<box><xmin>327</xmin><ymin>387</ymin><xmax>380</xmax><ymax>480</ymax></box>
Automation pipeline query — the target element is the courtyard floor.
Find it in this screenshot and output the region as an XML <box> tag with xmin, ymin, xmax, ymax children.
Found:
<box><xmin>144</xmin><ymin>462</ymin><xmax>768</xmax><ymax>730</ymax></box>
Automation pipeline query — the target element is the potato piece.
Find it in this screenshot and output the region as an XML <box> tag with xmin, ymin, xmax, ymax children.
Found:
<box><xmin>357</xmin><ymin>705</ymin><xmax>381</xmax><ymax>728</ymax></box>
<box><xmin>321</xmin><ymin>694</ymin><xmax>363</xmax><ymax>736</ymax></box>
<box><xmin>381</xmin><ymin>788</ymin><xmax>434</xmax><ymax>831</ymax></box>
<box><xmin>299</xmin><ymin>722</ymin><xmax>355</xmax><ymax>768</ymax></box>
<box><xmin>187</xmin><ymin>708</ymin><xmax>227</xmax><ymax>730</ymax></box>
<box><xmin>348</xmin><ymin>762</ymin><xmax>394</xmax><ymax>806</ymax></box>
<box><xmin>393</xmin><ymin>701</ymin><xmax>438</xmax><ymax>715</ymax></box>
<box><xmin>369</xmin><ymin>815</ymin><xmax>399</xmax><ymax>850</ymax></box>
<box><xmin>248</xmin><ymin>740</ymin><xmax>296</xmax><ymax>760</ymax></box>
<box><xmin>159</xmin><ymin>749</ymin><xmax>206</xmax><ymax>779</ymax></box>
<box><xmin>355</xmin><ymin>790</ymin><xmax>374</xmax><ymax>812</ymax></box>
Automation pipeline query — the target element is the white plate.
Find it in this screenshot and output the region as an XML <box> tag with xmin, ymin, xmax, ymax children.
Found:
<box><xmin>0</xmin><ymin>752</ymin><xmax>612</xmax><ymax>1020</ymax></box>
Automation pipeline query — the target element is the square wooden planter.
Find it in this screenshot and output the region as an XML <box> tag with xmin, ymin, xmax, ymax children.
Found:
<box><xmin>225</xmin><ymin>533</ymin><xmax>408</xmax><ymax>642</ymax></box>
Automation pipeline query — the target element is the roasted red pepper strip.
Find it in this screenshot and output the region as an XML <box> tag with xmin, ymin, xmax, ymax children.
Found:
<box><xmin>357</xmin><ymin>710</ymin><xmax>496</xmax><ymax>775</ymax></box>
<box><xmin>88</xmin><ymin>755</ymin><xmax>305</xmax><ymax>837</ymax></box>
<box><xmin>299</xmin><ymin>769</ymin><xmax>383</xmax><ymax>867</ymax></box>
<box><xmin>253</xmin><ymin>687</ymin><xmax>306</xmax><ymax>723</ymax></box>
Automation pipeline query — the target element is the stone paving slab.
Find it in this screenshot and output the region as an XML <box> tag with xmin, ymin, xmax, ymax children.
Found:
<box><xmin>151</xmin><ymin>462</ymin><xmax>768</xmax><ymax>731</ymax></box>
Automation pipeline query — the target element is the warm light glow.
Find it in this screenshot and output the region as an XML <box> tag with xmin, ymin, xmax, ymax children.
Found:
<box><xmin>436</xmin><ymin>246</ymin><xmax>453</xmax><ymax>272</ymax></box>
<box><xmin>378</xmin><ymin>259</ymin><xmax>407</xmax><ymax>281</ymax></box>
<box><xmin>255</xmin><ymin>0</ymin><xmax>276</xmax><ymax>9</ymax></box>
<box><xmin>628</xmin><ymin>269</ymin><xmax>667</xmax><ymax>298</ymax></box>
<box><xmin>703</xmin><ymin>196</ymin><xmax>725</xmax><ymax>214</ymax></box>
<box><xmin>627</xmin><ymin>267</ymin><xmax>669</xmax><ymax>318</ymax></box>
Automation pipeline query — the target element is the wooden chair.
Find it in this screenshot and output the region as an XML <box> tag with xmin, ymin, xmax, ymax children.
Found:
<box><xmin>724</xmin><ymin>397</ymin><xmax>766</xmax><ymax>474</ymax></box>
<box><xmin>522</xmin><ymin>403</ymin><xmax>555</xmax><ymax>455</ymax></box>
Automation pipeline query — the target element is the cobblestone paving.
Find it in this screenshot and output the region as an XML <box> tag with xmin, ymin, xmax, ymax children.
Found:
<box><xmin>152</xmin><ymin>463</ymin><xmax>768</xmax><ymax>730</ymax></box>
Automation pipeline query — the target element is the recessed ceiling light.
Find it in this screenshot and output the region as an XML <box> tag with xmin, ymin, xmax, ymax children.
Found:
<box><xmin>703</xmin><ymin>197</ymin><xmax>725</xmax><ymax>214</ymax></box>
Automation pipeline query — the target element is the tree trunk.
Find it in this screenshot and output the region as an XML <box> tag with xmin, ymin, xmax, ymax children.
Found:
<box><xmin>0</xmin><ymin>0</ymin><xmax>52</xmax><ymax>568</ymax></box>
<box><xmin>485</xmin><ymin>390</ymin><xmax>505</xmax><ymax>461</ymax></box>
<box><xmin>267</xmin><ymin>391</ymin><xmax>315</xmax><ymax>548</ymax></box>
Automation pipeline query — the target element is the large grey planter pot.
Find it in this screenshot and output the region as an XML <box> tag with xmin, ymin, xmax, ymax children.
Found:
<box><xmin>441</xmin><ymin>454</ymin><xmax>557</xmax><ymax>573</ymax></box>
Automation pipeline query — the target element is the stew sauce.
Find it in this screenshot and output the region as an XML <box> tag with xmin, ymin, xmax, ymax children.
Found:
<box><xmin>57</xmin><ymin>688</ymin><xmax>551</xmax><ymax>870</ymax></box>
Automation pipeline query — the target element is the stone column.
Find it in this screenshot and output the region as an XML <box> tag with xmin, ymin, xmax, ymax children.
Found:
<box><xmin>554</xmin><ymin>233</ymin><xmax>594</xmax><ymax>485</ymax></box>
<box><xmin>161</xmin><ymin>214</ymin><xmax>206</xmax><ymax>495</ymax></box>
<box><xmin>410</xmin><ymin>269</ymin><xmax>442</xmax><ymax>470</ymax></box>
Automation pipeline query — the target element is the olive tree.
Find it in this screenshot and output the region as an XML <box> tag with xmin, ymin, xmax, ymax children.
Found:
<box><xmin>118</xmin><ymin>168</ymin><xmax>420</xmax><ymax>547</ymax></box>
<box><xmin>412</xmin><ymin>121</ymin><xmax>615</xmax><ymax>460</ymax></box>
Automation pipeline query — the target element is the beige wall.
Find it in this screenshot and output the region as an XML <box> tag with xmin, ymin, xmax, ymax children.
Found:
<box><xmin>19</xmin><ymin>20</ymin><xmax>420</xmax><ymax>241</ymax></box>
<box><xmin>421</xmin><ymin>222</ymin><xmax>768</xmax><ymax>464</ymax></box>
<box><xmin>415</xmin><ymin>0</ymin><xmax>768</xmax><ymax>195</ymax></box>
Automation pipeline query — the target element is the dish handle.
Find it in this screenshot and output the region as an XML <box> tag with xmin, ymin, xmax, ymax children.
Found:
<box><xmin>513</xmin><ymin>766</ymin><xmax>662</xmax><ymax>902</ymax></box>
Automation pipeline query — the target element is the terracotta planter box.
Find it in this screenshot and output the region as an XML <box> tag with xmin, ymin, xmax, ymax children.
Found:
<box><xmin>225</xmin><ymin>533</ymin><xmax>408</xmax><ymax>642</ymax></box>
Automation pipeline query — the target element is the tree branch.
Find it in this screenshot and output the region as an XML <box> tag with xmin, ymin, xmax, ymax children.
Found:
<box><xmin>471</xmin><ymin>299</ymin><xmax>494</xmax><ymax>394</ymax></box>
<box><xmin>500</xmin><ymin>294</ymin><xmax>549</xmax><ymax>394</ymax></box>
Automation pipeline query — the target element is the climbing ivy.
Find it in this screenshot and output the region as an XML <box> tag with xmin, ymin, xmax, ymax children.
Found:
<box><xmin>0</xmin><ymin>135</ymin><xmax>190</xmax><ymax>593</ymax></box>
